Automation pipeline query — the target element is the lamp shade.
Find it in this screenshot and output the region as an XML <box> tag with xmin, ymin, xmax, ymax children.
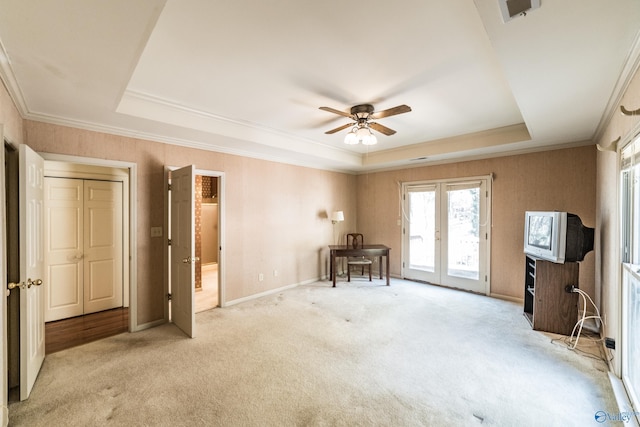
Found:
<box><xmin>331</xmin><ymin>211</ymin><xmax>344</xmax><ymax>222</ymax></box>
<box><xmin>344</xmin><ymin>131</ymin><xmax>359</xmax><ymax>145</ymax></box>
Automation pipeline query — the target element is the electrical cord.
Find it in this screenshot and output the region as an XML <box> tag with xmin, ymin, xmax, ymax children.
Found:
<box><xmin>567</xmin><ymin>287</ymin><xmax>602</xmax><ymax>350</ymax></box>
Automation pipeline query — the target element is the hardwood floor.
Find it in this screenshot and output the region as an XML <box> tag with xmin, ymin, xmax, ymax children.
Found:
<box><xmin>45</xmin><ymin>307</ymin><xmax>129</xmax><ymax>354</ymax></box>
<box><xmin>196</xmin><ymin>263</ymin><xmax>219</xmax><ymax>313</ymax></box>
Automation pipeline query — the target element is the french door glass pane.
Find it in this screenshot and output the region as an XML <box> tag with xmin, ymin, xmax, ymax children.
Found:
<box><xmin>409</xmin><ymin>191</ymin><xmax>435</xmax><ymax>271</ymax></box>
<box><xmin>447</xmin><ymin>187</ymin><xmax>479</xmax><ymax>280</ymax></box>
<box><xmin>621</xmin><ymin>139</ymin><xmax>640</xmax><ymax>414</ymax></box>
<box><xmin>633</xmin><ymin>166</ymin><xmax>640</xmax><ymax>265</ymax></box>
<box><xmin>624</xmin><ymin>267</ymin><xmax>640</xmax><ymax>409</ymax></box>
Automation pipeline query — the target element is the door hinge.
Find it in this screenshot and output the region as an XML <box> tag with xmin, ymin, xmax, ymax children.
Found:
<box><xmin>167</xmin><ymin>293</ymin><xmax>172</xmax><ymax>300</ymax></box>
<box><xmin>168</xmin><ymin>183</ymin><xmax>172</xmax><ymax>191</ymax></box>
<box><xmin>168</xmin><ymin>238</ymin><xmax>172</xmax><ymax>246</ymax></box>
<box><xmin>485</xmin><ymin>275</ymin><xmax>488</xmax><ymax>282</ymax></box>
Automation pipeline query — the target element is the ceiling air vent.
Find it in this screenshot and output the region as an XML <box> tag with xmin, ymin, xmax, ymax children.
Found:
<box><xmin>499</xmin><ymin>0</ymin><xmax>540</xmax><ymax>22</ymax></box>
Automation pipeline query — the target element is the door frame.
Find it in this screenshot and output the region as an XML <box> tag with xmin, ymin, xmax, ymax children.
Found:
<box><xmin>38</xmin><ymin>153</ymin><xmax>139</xmax><ymax>331</ymax></box>
<box><xmin>1</xmin><ymin>127</ymin><xmax>9</xmax><ymax>424</ymax></box>
<box><xmin>44</xmin><ymin>168</ymin><xmax>128</xmax><ymax>320</ymax></box>
<box><xmin>165</xmin><ymin>166</ymin><xmax>226</xmax><ymax>323</ymax></box>
<box><xmin>401</xmin><ymin>175</ymin><xmax>492</xmax><ymax>295</ymax></box>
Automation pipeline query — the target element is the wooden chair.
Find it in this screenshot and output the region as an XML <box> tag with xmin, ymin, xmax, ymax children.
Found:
<box><xmin>346</xmin><ymin>233</ymin><xmax>372</xmax><ymax>282</ymax></box>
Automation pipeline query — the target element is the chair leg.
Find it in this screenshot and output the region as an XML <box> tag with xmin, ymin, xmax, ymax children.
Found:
<box><xmin>347</xmin><ymin>265</ymin><xmax>351</xmax><ymax>282</ymax></box>
<box><xmin>368</xmin><ymin>265</ymin><xmax>372</xmax><ymax>281</ymax></box>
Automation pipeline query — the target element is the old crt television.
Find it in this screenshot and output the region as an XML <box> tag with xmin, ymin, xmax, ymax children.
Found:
<box><xmin>524</xmin><ymin>211</ymin><xmax>594</xmax><ymax>263</ymax></box>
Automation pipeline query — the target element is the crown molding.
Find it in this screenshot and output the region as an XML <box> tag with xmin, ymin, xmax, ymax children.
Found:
<box><xmin>0</xmin><ymin>38</ymin><xmax>29</xmax><ymax>117</ymax></box>
<box><xmin>23</xmin><ymin>110</ymin><xmax>359</xmax><ymax>173</ymax></box>
<box><xmin>593</xmin><ymin>29</ymin><xmax>640</xmax><ymax>144</ymax></box>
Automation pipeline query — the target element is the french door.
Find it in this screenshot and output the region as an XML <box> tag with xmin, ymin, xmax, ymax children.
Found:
<box><xmin>402</xmin><ymin>177</ymin><xmax>490</xmax><ymax>294</ymax></box>
<box><xmin>621</xmin><ymin>137</ymin><xmax>640</xmax><ymax>417</ymax></box>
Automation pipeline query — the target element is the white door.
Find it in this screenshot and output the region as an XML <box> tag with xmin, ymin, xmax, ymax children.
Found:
<box><xmin>404</xmin><ymin>185</ymin><xmax>440</xmax><ymax>284</ymax></box>
<box><xmin>83</xmin><ymin>180</ymin><xmax>123</xmax><ymax>314</ymax></box>
<box><xmin>18</xmin><ymin>144</ymin><xmax>45</xmax><ymax>400</ymax></box>
<box><xmin>403</xmin><ymin>179</ymin><xmax>490</xmax><ymax>294</ymax></box>
<box><xmin>170</xmin><ymin>165</ymin><xmax>195</xmax><ymax>338</ymax></box>
<box><xmin>44</xmin><ymin>179</ymin><xmax>123</xmax><ymax>320</ymax></box>
<box><xmin>44</xmin><ymin>178</ymin><xmax>84</xmax><ymax>321</ymax></box>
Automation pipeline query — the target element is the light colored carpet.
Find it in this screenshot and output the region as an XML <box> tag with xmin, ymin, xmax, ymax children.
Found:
<box><xmin>9</xmin><ymin>279</ymin><xmax>617</xmax><ymax>426</ymax></box>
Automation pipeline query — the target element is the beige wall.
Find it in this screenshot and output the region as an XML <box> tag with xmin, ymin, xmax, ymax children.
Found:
<box><xmin>595</xmin><ymin>65</ymin><xmax>640</xmax><ymax>375</ymax></box>
<box><xmin>22</xmin><ymin>120</ymin><xmax>357</xmax><ymax>325</ymax></box>
<box><xmin>356</xmin><ymin>146</ymin><xmax>597</xmax><ymax>300</ymax></box>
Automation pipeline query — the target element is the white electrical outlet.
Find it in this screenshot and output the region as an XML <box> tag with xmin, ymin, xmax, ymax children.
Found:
<box><xmin>150</xmin><ymin>227</ymin><xmax>163</xmax><ymax>237</ymax></box>
<box><xmin>273</xmin><ymin>270</ymin><xmax>278</xmax><ymax>277</ymax></box>
<box><xmin>259</xmin><ymin>273</ymin><xmax>264</xmax><ymax>282</ymax></box>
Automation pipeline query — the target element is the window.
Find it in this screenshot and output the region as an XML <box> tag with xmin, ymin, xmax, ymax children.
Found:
<box><xmin>621</xmin><ymin>136</ymin><xmax>640</xmax><ymax>413</ymax></box>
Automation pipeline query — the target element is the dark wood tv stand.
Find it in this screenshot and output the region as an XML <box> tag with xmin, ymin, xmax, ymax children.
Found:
<box><xmin>523</xmin><ymin>255</ymin><xmax>579</xmax><ymax>335</ymax></box>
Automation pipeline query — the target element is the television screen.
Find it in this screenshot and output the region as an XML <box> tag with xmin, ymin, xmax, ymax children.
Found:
<box><xmin>527</xmin><ymin>215</ymin><xmax>553</xmax><ymax>250</ymax></box>
<box><xmin>524</xmin><ymin>211</ymin><xmax>594</xmax><ymax>263</ymax></box>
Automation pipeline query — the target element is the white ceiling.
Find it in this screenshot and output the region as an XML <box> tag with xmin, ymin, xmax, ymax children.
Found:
<box><xmin>1</xmin><ymin>0</ymin><xmax>639</xmax><ymax>173</ymax></box>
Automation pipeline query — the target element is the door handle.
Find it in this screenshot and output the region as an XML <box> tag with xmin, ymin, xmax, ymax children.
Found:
<box><xmin>182</xmin><ymin>256</ymin><xmax>200</xmax><ymax>264</ymax></box>
<box><xmin>27</xmin><ymin>278</ymin><xmax>43</xmax><ymax>288</ymax></box>
<box><xmin>7</xmin><ymin>278</ymin><xmax>43</xmax><ymax>290</ymax></box>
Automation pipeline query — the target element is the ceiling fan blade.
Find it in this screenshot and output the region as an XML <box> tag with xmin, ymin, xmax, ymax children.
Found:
<box><xmin>319</xmin><ymin>106</ymin><xmax>353</xmax><ymax>119</ymax></box>
<box><xmin>325</xmin><ymin>122</ymin><xmax>354</xmax><ymax>134</ymax></box>
<box><xmin>370</xmin><ymin>104</ymin><xmax>412</xmax><ymax>119</ymax></box>
<box><xmin>369</xmin><ymin>122</ymin><xmax>396</xmax><ymax>136</ymax></box>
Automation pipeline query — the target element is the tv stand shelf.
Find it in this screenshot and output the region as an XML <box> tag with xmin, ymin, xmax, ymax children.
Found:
<box><xmin>523</xmin><ymin>255</ymin><xmax>579</xmax><ymax>335</ymax></box>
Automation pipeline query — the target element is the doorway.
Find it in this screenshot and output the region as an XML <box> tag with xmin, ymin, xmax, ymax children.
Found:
<box><xmin>195</xmin><ymin>174</ymin><xmax>219</xmax><ymax>313</ymax></box>
<box><xmin>167</xmin><ymin>167</ymin><xmax>223</xmax><ymax>335</ymax></box>
<box><xmin>402</xmin><ymin>177</ymin><xmax>491</xmax><ymax>294</ymax></box>
<box><xmin>5</xmin><ymin>148</ymin><xmax>137</xmax><ymax>401</ymax></box>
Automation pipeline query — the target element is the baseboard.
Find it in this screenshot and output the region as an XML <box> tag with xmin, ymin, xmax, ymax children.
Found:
<box><xmin>133</xmin><ymin>318</ymin><xmax>166</xmax><ymax>332</ymax></box>
<box><xmin>488</xmin><ymin>292</ymin><xmax>523</xmax><ymax>304</ymax></box>
<box><xmin>607</xmin><ymin>372</ymin><xmax>639</xmax><ymax>426</ymax></box>
<box><xmin>224</xmin><ymin>282</ymin><xmax>304</xmax><ymax>307</ymax></box>
<box><xmin>2</xmin><ymin>404</ymin><xmax>8</xmax><ymax>427</ymax></box>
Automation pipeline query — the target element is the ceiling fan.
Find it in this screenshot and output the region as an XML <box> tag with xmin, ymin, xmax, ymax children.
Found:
<box><xmin>319</xmin><ymin>104</ymin><xmax>412</xmax><ymax>145</ymax></box>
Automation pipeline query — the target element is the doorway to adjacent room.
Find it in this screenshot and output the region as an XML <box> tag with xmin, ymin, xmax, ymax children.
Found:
<box><xmin>167</xmin><ymin>166</ymin><xmax>224</xmax><ymax>338</ymax></box>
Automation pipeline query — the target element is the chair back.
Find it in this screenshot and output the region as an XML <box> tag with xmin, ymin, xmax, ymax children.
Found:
<box><xmin>346</xmin><ymin>233</ymin><xmax>364</xmax><ymax>249</ymax></box>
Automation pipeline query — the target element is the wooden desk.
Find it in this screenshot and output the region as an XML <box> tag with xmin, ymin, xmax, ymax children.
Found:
<box><xmin>328</xmin><ymin>244</ymin><xmax>391</xmax><ymax>287</ymax></box>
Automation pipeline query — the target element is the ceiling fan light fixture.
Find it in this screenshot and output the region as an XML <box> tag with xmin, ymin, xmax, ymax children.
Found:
<box><xmin>344</xmin><ymin>130</ymin><xmax>359</xmax><ymax>145</ymax></box>
<box><xmin>322</xmin><ymin>103</ymin><xmax>410</xmax><ymax>145</ymax></box>
<box><xmin>344</xmin><ymin>125</ymin><xmax>377</xmax><ymax>145</ymax></box>
<box><xmin>361</xmin><ymin>131</ymin><xmax>377</xmax><ymax>146</ymax></box>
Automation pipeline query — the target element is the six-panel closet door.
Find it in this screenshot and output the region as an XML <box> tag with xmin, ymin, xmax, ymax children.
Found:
<box><xmin>44</xmin><ymin>177</ymin><xmax>123</xmax><ymax>322</ymax></box>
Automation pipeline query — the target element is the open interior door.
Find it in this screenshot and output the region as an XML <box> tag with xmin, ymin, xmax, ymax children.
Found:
<box><xmin>16</xmin><ymin>144</ymin><xmax>45</xmax><ymax>400</ymax></box>
<box><xmin>170</xmin><ymin>165</ymin><xmax>195</xmax><ymax>338</ymax></box>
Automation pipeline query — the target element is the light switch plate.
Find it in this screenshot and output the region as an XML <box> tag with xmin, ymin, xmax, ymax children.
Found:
<box><xmin>151</xmin><ymin>226</ymin><xmax>163</xmax><ymax>237</ymax></box>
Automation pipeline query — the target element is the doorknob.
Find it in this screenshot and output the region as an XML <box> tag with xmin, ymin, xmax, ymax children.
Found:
<box><xmin>182</xmin><ymin>256</ymin><xmax>200</xmax><ymax>264</ymax></box>
<box><xmin>7</xmin><ymin>278</ymin><xmax>42</xmax><ymax>291</ymax></box>
<box><xmin>27</xmin><ymin>278</ymin><xmax>43</xmax><ymax>288</ymax></box>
